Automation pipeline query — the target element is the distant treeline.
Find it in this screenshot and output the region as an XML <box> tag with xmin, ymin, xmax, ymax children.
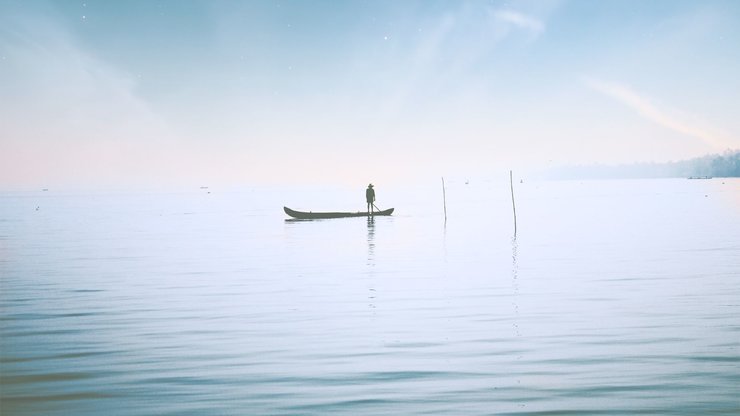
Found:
<box><xmin>547</xmin><ymin>150</ymin><xmax>740</xmax><ymax>179</ymax></box>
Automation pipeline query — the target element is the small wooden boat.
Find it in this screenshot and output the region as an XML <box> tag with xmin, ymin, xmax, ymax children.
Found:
<box><xmin>284</xmin><ymin>206</ymin><xmax>394</xmax><ymax>219</ymax></box>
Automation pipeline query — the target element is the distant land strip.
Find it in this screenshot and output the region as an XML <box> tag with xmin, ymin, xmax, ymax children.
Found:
<box><xmin>546</xmin><ymin>149</ymin><xmax>740</xmax><ymax>179</ymax></box>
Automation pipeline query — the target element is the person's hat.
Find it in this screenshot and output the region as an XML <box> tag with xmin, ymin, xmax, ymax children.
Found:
<box><xmin>368</xmin><ymin>183</ymin><xmax>374</xmax><ymax>187</ymax></box>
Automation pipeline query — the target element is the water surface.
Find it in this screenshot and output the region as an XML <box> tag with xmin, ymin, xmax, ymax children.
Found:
<box><xmin>2</xmin><ymin>179</ymin><xmax>739</xmax><ymax>415</ymax></box>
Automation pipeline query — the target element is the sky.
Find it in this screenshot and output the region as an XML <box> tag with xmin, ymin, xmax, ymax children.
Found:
<box><xmin>1</xmin><ymin>0</ymin><xmax>739</xmax><ymax>188</ymax></box>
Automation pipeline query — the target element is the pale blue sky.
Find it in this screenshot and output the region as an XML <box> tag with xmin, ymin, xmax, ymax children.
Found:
<box><xmin>2</xmin><ymin>0</ymin><xmax>739</xmax><ymax>188</ymax></box>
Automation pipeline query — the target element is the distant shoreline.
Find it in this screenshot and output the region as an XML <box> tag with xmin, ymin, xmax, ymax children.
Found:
<box><xmin>545</xmin><ymin>150</ymin><xmax>740</xmax><ymax>180</ymax></box>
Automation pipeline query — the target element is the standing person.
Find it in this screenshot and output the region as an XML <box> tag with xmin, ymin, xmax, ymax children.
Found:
<box><xmin>366</xmin><ymin>183</ymin><xmax>376</xmax><ymax>214</ymax></box>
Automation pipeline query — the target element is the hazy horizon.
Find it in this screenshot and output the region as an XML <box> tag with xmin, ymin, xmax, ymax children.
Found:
<box><xmin>2</xmin><ymin>0</ymin><xmax>740</xmax><ymax>189</ymax></box>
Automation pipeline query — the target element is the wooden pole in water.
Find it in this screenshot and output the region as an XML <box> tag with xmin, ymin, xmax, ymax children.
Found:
<box><xmin>510</xmin><ymin>170</ymin><xmax>517</xmax><ymax>237</ymax></box>
<box><xmin>441</xmin><ymin>177</ymin><xmax>448</xmax><ymax>223</ymax></box>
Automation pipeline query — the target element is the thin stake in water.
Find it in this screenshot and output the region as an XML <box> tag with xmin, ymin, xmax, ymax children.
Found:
<box><xmin>510</xmin><ymin>170</ymin><xmax>517</xmax><ymax>237</ymax></box>
<box><xmin>441</xmin><ymin>177</ymin><xmax>448</xmax><ymax>224</ymax></box>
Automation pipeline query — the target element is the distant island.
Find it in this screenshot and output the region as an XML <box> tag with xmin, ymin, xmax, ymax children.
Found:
<box><xmin>546</xmin><ymin>150</ymin><xmax>740</xmax><ymax>180</ymax></box>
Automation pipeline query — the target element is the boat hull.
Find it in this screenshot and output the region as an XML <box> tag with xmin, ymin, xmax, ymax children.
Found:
<box><xmin>284</xmin><ymin>206</ymin><xmax>394</xmax><ymax>219</ymax></box>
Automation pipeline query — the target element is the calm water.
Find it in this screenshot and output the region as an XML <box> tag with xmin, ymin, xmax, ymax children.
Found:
<box><xmin>2</xmin><ymin>178</ymin><xmax>739</xmax><ymax>415</ymax></box>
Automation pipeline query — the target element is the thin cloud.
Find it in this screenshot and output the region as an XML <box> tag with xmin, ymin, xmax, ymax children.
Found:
<box><xmin>0</xmin><ymin>12</ymin><xmax>184</xmax><ymax>187</ymax></box>
<box><xmin>585</xmin><ymin>78</ymin><xmax>736</xmax><ymax>150</ymax></box>
<box><xmin>492</xmin><ymin>10</ymin><xmax>545</xmax><ymax>36</ymax></box>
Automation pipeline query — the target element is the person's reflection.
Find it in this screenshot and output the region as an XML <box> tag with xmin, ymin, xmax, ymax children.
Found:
<box><xmin>366</xmin><ymin>216</ymin><xmax>375</xmax><ymax>263</ymax></box>
<box><xmin>366</xmin><ymin>216</ymin><xmax>376</xmax><ymax>310</ymax></box>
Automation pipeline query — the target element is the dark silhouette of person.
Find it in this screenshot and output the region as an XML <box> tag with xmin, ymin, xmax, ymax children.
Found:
<box><xmin>366</xmin><ymin>183</ymin><xmax>375</xmax><ymax>214</ymax></box>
